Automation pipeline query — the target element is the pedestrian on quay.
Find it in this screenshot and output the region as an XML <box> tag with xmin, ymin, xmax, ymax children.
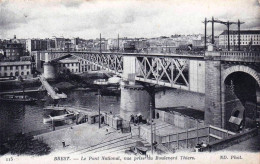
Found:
<box><xmin>62</xmin><ymin>140</ymin><xmax>66</xmax><ymax>148</ymax></box>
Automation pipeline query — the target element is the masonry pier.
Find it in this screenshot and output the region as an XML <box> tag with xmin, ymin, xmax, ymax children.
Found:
<box><xmin>120</xmin><ymin>82</ymin><xmax>155</xmax><ymax>121</ymax></box>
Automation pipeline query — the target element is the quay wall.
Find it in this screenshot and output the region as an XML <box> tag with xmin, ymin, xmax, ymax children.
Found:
<box><xmin>155</xmin><ymin>89</ymin><xmax>205</xmax><ymax>111</ymax></box>
<box><xmin>154</xmin><ymin>109</ymin><xmax>205</xmax><ymax>129</ymax></box>
<box><xmin>201</xmin><ymin>128</ymin><xmax>258</xmax><ymax>152</ymax></box>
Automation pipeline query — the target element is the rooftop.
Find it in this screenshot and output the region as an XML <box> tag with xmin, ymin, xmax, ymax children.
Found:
<box><xmin>0</xmin><ymin>61</ymin><xmax>31</xmax><ymax>66</ymax></box>
<box><xmin>220</xmin><ymin>30</ymin><xmax>260</xmax><ymax>35</ymax></box>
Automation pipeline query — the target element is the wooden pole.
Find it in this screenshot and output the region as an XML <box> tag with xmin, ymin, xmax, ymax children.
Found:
<box><xmin>208</xmin><ymin>126</ymin><xmax>210</xmax><ymax>143</ymax></box>
<box><xmin>52</xmin><ymin>117</ymin><xmax>55</xmax><ymax>131</ymax></box>
<box><xmin>118</xmin><ymin>34</ymin><xmax>119</xmax><ymax>52</ymax></box>
<box><xmin>98</xmin><ymin>88</ymin><xmax>101</xmax><ymax>129</ymax></box>
<box><xmin>168</xmin><ymin>133</ymin><xmax>170</xmax><ymax>148</ymax></box>
<box><xmin>176</xmin><ymin>133</ymin><xmax>179</xmax><ymax>149</ymax></box>
<box><xmin>227</xmin><ymin>22</ymin><xmax>230</xmax><ymax>51</ymax></box>
<box><xmin>100</xmin><ymin>33</ymin><xmax>102</xmax><ymax>53</ymax></box>
<box><xmin>212</xmin><ymin>17</ymin><xmax>214</xmax><ymax>44</ymax></box>
<box><xmin>186</xmin><ymin>129</ymin><xmax>188</xmax><ymax>148</ymax></box>
<box><xmin>196</xmin><ymin>120</ymin><xmax>199</xmax><ymax>144</ymax></box>
<box><xmin>150</xmin><ymin>101</ymin><xmax>153</xmax><ymax>154</ymax></box>
<box><xmin>238</xmin><ymin>20</ymin><xmax>241</xmax><ymax>51</ymax></box>
<box><xmin>98</xmin><ymin>33</ymin><xmax>102</xmax><ymax>128</ymax></box>
<box><xmin>204</xmin><ymin>18</ymin><xmax>207</xmax><ymax>50</ymax></box>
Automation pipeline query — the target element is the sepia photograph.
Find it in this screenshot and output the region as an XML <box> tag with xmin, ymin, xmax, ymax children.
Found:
<box><xmin>0</xmin><ymin>0</ymin><xmax>259</xmax><ymax>163</ymax></box>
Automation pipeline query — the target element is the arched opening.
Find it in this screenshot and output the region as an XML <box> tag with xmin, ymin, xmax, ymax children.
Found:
<box><xmin>224</xmin><ymin>71</ymin><xmax>259</xmax><ymax>132</ymax></box>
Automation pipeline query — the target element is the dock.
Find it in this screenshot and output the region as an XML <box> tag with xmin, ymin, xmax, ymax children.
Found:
<box><xmin>0</xmin><ymin>88</ymin><xmax>45</xmax><ymax>95</ymax></box>
<box><xmin>39</xmin><ymin>76</ymin><xmax>67</xmax><ymax>100</ymax></box>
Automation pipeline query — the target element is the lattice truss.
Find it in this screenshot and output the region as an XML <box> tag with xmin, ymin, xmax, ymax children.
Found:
<box><xmin>135</xmin><ymin>57</ymin><xmax>189</xmax><ymax>88</ymax></box>
<box><xmin>71</xmin><ymin>53</ymin><xmax>123</xmax><ymax>73</ymax></box>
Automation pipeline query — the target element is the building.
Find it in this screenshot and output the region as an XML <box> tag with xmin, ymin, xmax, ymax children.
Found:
<box><xmin>46</xmin><ymin>39</ymin><xmax>56</xmax><ymax>50</ymax></box>
<box><xmin>107</xmin><ymin>38</ymin><xmax>127</xmax><ymax>51</ymax></box>
<box><xmin>26</xmin><ymin>39</ymin><xmax>48</xmax><ymax>53</ymax></box>
<box><xmin>0</xmin><ymin>61</ymin><xmax>32</xmax><ymax>78</ymax></box>
<box><xmin>3</xmin><ymin>42</ymin><xmax>24</xmax><ymax>61</ymax></box>
<box><xmin>57</xmin><ymin>58</ymin><xmax>80</xmax><ymax>74</ymax></box>
<box><xmin>17</xmin><ymin>39</ymin><xmax>27</xmax><ymax>50</ymax></box>
<box><xmin>71</xmin><ymin>37</ymin><xmax>87</xmax><ymax>51</ymax></box>
<box><xmin>92</xmin><ymin>38</ymin><xmax>108</xmax><ymax>51</ymax></box>
<box><xmin>53</xmin><ymin>37</ymin><xmax>65</xmax><ymax>50</ymax></box>
<box><xmin>219</xmin><ymin>30</ymin><xmax>260</xmax><ymax>51</ymax></box>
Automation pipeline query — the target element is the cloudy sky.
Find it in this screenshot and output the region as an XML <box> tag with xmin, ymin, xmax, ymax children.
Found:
<box><xmin>0</xmin><ymin>0</ymin><xmax>259</xmax><ymax>39</ymax></box>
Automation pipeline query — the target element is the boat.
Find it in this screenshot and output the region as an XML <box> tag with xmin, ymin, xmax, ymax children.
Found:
<box><xmin>0</xmin><ymin>94</ymin><xmax>37</xmax><ymax>103</ymax></box>
<box><xmin>100</xmin><ymin>87</ymin><xmax>120</xmax><ymax>96</ymax></box>
<box><xmin>43</xmin><ymin>108</ymin><xmax>77</xmax><ymax>124</ymax></box>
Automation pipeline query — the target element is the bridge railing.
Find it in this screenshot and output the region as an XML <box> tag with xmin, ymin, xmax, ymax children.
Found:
<box><xmin>40</xmin><ymin>49</ymin><xmax>205</xmax><ymax>57</ymax></box>
<box><xmin>220</xmin><ymin>51</ymin><xmax>260</xmax><ymax>62</ymax></box>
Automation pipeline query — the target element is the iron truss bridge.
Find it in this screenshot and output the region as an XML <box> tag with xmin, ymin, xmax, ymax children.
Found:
<box><xmin>43</xmin><ymin>51</ymin><xmax>205</xmax><ymax>90</ymax></box>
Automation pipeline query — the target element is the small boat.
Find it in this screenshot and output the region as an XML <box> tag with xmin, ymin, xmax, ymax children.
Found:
<box><xmin>43</xmin><ymin>109</ymin><xmax>77</xmax><ymax>124</ymax></box>
<box><xmin>0</xmin><ymin>94</ymin><xmax>37</xmax><ymax>103</ymax></box>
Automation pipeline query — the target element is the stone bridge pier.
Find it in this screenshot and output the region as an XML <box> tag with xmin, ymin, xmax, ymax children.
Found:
<box><xmin>43</xmin><ymin>53</ymin><xmax>57</xmax><ymax>79</ymax></box>
<box><xmin>120</xmin><ymin>56</ymin><xmax>155</xmax><ymax>121</ymax></box>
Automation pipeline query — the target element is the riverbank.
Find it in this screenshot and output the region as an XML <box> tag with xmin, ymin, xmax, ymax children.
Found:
<box><xmin>0</xmin><ymin>72</ymin><xmax>109</xmax><ymax>93</ymax></box>
<box><xmin>34</xmin><ymin>122</ymin><xmax>128</xmax><ymax>155</ymax></box>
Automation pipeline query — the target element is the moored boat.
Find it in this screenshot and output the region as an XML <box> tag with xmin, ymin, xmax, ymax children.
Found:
<box><xmin>43</xmin><ymin>108</ymin><xmax>78</xmax><ymax>124</ymax></box>
<box><xmin>0</xmin><ymin>94</ymin><xmax>37</xmax><ymax>103</ymax></box>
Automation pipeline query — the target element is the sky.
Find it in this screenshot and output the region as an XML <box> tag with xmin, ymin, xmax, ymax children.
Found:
<box><xmin>0</xmin><ymin>0</ymin><xmax>259</xmax><ymax>39</ymax></box>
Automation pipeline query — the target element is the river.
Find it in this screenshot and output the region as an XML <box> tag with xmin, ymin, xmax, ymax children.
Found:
<box><xmin>0</xmin><ymin>89</ymin><xmax>121</xmax><ymax>141</ymax></box>
<box><xmin>0</xmin><ymin>86</ymin><xmax>205</xmax><ymax>142</ymax></box>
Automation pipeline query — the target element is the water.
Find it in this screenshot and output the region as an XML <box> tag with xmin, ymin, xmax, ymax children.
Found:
<box><xmin>0</xmin><ymin>87</ymin><xmax>203</xmax><ymax>142</ymax></box>
<box><xmin>0</xmin><ymin>90</ymin><xmax>120</xmax><ymax>141</ymax></box>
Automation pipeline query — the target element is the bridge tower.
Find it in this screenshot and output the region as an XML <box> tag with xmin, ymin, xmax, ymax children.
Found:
<box><xmin>204</xmin><ymin>49</ymin><xmax>223</xmax><ymax>127</ymax></box>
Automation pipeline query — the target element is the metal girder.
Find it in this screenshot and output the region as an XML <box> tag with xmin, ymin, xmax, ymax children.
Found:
<box><xmin>70</xmin><ymin>53</ymin><xmax>123</xmax><ymax>74</ymax></box>
<box><xmin>136</xmin><ymin>56</ymin><xmax>189</xmax><ymax>89</ymax></box>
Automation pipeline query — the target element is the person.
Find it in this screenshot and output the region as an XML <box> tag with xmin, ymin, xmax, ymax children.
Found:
<box><xmin>135</xmin><ymin>115</ymin><xmax>138</xmax><ymax>124</ymax></box>
<box><xmin>138</xmin><ymin>115</ymin><xmax>142</xmax><ymax>123</ymax></box>
<box><xmin>153</xmin><ymin>141</ymin><xmax>158</xmax><ymax>151</ymax></box>
<box><xmin>130</xmin><ymin>115</ymin><xmax>134</xmax><ymax>123</ymax></box>
<box><xmin>62</xmin><ymin>141</ymin><xmax>66</xmax><ymax>148</ymax></box>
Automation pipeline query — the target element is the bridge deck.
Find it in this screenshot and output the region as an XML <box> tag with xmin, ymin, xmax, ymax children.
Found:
<box><xmin>41</xmin><ymin>50</ymin><xmax>205</xmax><ymax>59</ymax></box>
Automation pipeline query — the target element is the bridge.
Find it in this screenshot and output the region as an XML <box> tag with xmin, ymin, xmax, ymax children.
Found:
<box><xmin>32</xmin><ymin>49</ymin><xmax>260</xmax><ymax>132</ymax></box>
